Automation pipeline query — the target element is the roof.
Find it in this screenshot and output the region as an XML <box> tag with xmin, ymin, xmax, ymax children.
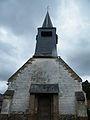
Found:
<box><xmin>0</xmin><ymin>93</ymin><xmax>3</xmax><ymax>102</ymax></box>
<box><xmin>4</xmin><ymin>90</ymin><xmax>14</xmax><ymax>96</ymax></box>
<box><xmin>75</xmin><ymin>91</ymin><xmax>85</xmax><ymax>101</ymax></box>
<box><xmin>42</xmin><ymin>11</ymin><xmax>53</xmax><ymax>28</ymax></box>
<box><xmin>30</xmin><ymin>84</ymin><xmax>59</xmax><ymax>94</ymax></box>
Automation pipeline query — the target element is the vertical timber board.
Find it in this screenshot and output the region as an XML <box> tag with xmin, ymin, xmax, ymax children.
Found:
<box><xmin>34</xmin><ymin>95</ymin><xmax>38</xmax><ymax>114</ymax></box>
<box><xmin>29</xmin><ymin>95</ymin><xmax>35</xmax><ymax>116</ymax></box>
<box><xmin>1</xmin><ymin>97</ymin><xmax>11</xmax><ymax>114</ymax></box>
<box><xmin>53</xmin><ymin>94</ymin><xmax>59</xmax><ymax>120</ymax></box>
<box><xmin>37</xmin><ymin>94</ymin><xmax>51</xmax><ymax>120</ymax></box>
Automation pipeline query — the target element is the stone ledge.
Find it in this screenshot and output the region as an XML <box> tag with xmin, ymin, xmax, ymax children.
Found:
<box><xmin>0</xmin><ymin>114</ymin><xmax>8</xmax><ymax>120</ymax></box>
<box><xmin>0</xmin><ymin>114</ymin><xmax>88</xmax><ymax>120</ymax></box>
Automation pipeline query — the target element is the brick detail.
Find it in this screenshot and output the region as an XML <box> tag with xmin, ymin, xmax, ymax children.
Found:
<box><xmin>8</xmin><ymin>114</ymin><xmax>25</xmax><ymax>120</ymax></box>
<box><xmin>76</xmin><ymin>116</ymin><xmax>88</xmax><ymax>120</ymax></box>
<box><xmin>0</xmin><ymin>114</ymin><xmax>8</xmax><ymax>120</ymax></box>
<box><xmin>87</xmin><ymin>100</ymin><xmax>90</xmax><ymax>108</ymax></box>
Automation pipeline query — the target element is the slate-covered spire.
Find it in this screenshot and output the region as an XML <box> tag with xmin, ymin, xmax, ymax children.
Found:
<box><xmin>34</xmin><ymin>11</ymin><xmax>58</xmax><ymax>57</ymax></box>
<box><xmin>42</xmin><ymin>11</ymin><xmax>53</xmax><ymax>28</ymax></box>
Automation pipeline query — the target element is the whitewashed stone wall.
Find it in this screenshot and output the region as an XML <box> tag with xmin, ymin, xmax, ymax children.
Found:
<box><xmin>1</xmin><ymin>99</ymin><xmax>11</xmax><ymax>114</ymax></box>
<box><xmin>1</xmin><ymin>58</ymin><xmax>87</xmax><ymax>116</ymax></box>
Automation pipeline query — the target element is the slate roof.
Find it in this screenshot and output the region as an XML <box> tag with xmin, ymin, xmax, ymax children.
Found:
<box><xmin>30</xmin><ymin>84</ymin><xmax>59</xmax><ymax>94</ymax></box>
<box><xmin>4</xmin><ymin>90</ymin><xmax>14</xmax><ymax>96</ymax></box>
<box><xmin>0</xmin><ymin>93</ymin><xmax>3</xmax><ymax>102</ymax></box>
<box><xmin>75</xmin><ymin>91</ymin><xmax>85</xmax><ymax>101</ymax></box>
<box><xmin>42</xmin><ymin>11</ymin><xmax>53</xmax><ymax>28</ymax></box>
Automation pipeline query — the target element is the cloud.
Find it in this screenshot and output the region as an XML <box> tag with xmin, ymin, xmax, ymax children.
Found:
<box><xmin>0</xmin><ymin>0</ymin><xmax>59</xmax><ymax>93</ymax></box>
<box><xmin>68</xmin><ymin>37</ymin><xmax>90</xmax><ymax>75</ymax></box>
<box><xmin>0</xmin><ymin>0</ymin><xmax>90</xmax><ymax>93</ymax></box>
<box><xmin>0</xmin><ymin>0</ymin><xmax>58</xmax><ymax>36</ymax></box>
<box><xmin>0</xmin><ymin>81</ymin><xmax>8</xmax><ymax>94</ymax></box>
<box><xmin>0</xmin><ymin>27</ymin><xmax>31</xmax><ymax>86</ymax></box>
<box><xmin>55</xmin><ymin>0</ymin><xmax>90</xmax><ymax>82</ymax></box>
<box><xmin>0</xmin><ymin>40</ymin><xmax>16</xmax><ymax>57</ymax></box>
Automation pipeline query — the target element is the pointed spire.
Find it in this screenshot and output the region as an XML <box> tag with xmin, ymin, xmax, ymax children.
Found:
<box><xmin>42</xmin><ymin>11</ymin><xmax>53</xmax><ymax>28</ymax></box>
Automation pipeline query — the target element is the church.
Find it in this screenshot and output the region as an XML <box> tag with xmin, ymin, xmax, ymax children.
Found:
<box><xmin>0</xmin><ymin>12</ymin><xmax>88</xmax><ymax>120</ymax></box>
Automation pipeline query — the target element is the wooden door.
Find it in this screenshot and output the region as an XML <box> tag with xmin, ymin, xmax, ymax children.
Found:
<box><xmin>37</xmin><ymin>94</ymin><xmax>51</xmax><ymax>120</ymax></box>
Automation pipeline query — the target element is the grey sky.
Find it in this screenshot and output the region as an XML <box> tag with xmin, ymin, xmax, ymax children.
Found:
<box><xmin>0</xmin><ymin>0</ymin><xmax>90</xmax><ymax>93</ymax></box>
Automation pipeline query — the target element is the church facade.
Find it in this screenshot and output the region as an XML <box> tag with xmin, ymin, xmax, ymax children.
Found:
<box><xmin>0</xmin><ymin>12</ymin><xmax>88</xmax><ymax>120</ymax></box>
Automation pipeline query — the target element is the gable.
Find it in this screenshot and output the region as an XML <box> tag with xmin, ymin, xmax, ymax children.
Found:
<box><xmin>57</xmin><ymin>57</ymin><xmax>82</xmax><ymax>82</ymax></box>
<box><xmin>8</xmin><ymin>57</ymin><xmax>82</xmax><ymax>82</ymax></box>
<box><xmin>8</xmin><ymin>57</ymin><xmax>35</xmax><ymax>82</ymax></box>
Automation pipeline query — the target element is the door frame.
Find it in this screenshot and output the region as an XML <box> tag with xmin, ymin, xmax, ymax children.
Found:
<box><xmin>29</xmin><ymin>93</ymin><xmax>59</xmax><ymax>120</ymax></box>
<box><xmin>36</xmin><ymin>94</ymin><xmax>52</xmax><ymax>120</ymax></box>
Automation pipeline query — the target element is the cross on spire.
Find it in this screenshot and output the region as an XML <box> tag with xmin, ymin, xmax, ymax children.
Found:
<box><xmin>47</xmin><ymin>6</ymin><xmax>49</xmax><ymax>12</ymax></box>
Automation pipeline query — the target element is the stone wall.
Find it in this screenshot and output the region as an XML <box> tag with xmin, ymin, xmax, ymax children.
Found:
<box><xmin>0</xmin><ymin>114</ymin><xmax>88</xmax><ymax>120</ymax></box>
<box><xmin>1</xmin><ymin>58</ymin><xmax>87</xmax><ymax>117</ymax></box>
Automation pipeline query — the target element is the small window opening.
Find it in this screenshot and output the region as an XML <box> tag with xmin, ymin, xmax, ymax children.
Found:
<box><xmin>41</xmin><ymin>31</ymin><xmax>52</xmax><ymax>37</ymax></box>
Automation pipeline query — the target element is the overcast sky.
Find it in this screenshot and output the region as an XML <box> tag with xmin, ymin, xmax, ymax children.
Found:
<box><xmin>0</xmin><ymin>0</ymin><xmax>90</xmax><ymax>93</ymax></box>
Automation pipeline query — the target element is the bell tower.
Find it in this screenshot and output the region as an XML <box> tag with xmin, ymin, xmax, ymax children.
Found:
<box><xmin>34</xmin><ymin>11</ymin><xmax>58</xmax><ymax>57</ymax></box>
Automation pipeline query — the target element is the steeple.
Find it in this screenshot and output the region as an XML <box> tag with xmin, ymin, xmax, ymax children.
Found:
<box><xmin>34</xmin><ymin>12</ymin><xmax>58</xmax><ymax>57</ymax></box>
<box><xmin>42</xmin><ymin>11</ymin><xmax>53</xmax><ymax>28</ymax></box>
